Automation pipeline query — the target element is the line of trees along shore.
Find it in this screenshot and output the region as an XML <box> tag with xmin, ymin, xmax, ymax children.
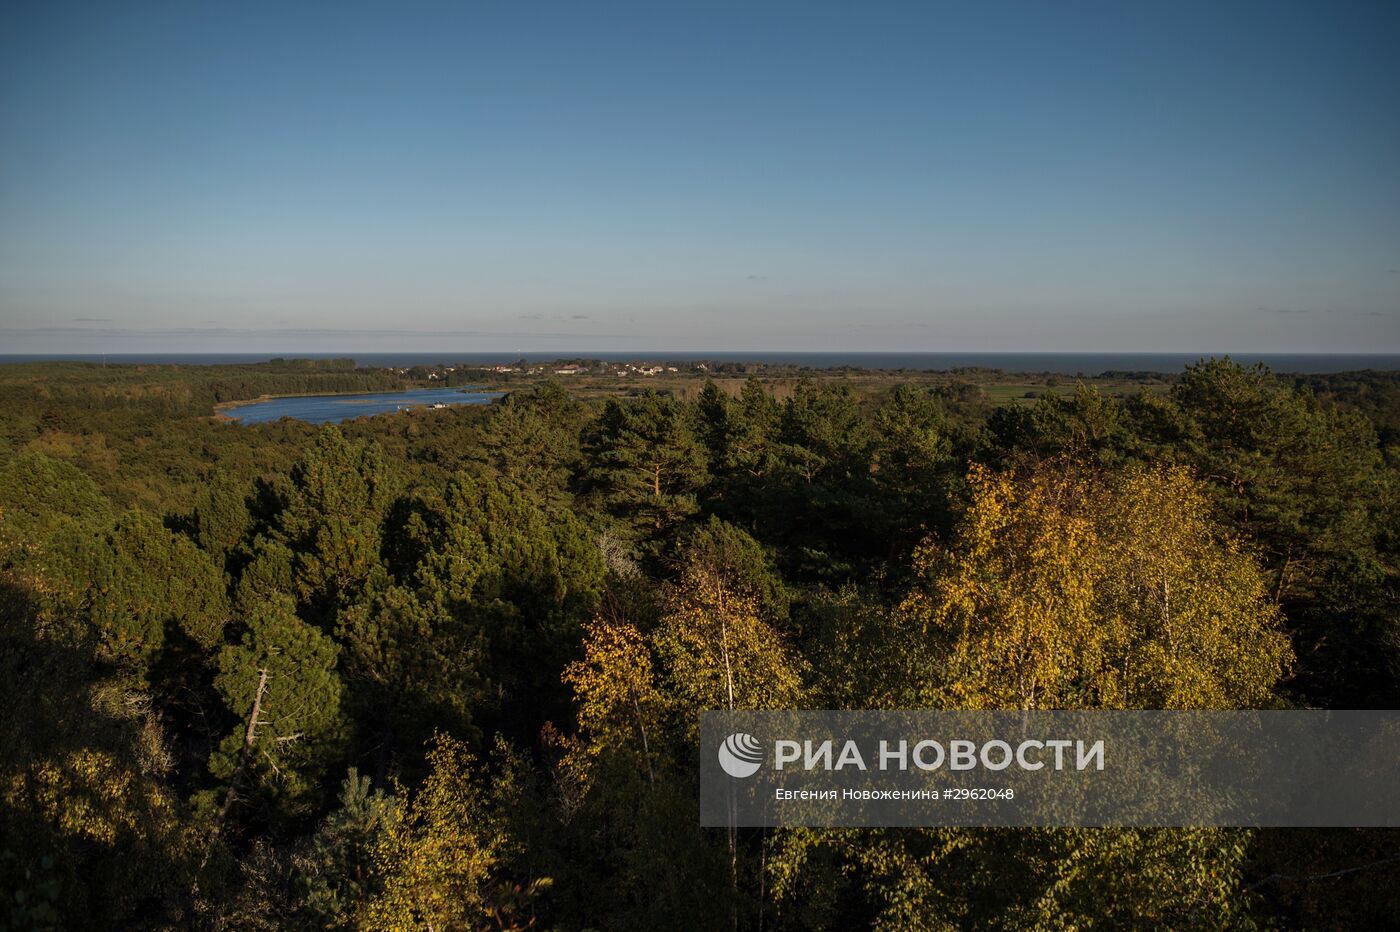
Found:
<box><xmin>1</xmin><ymin>358</ymin><xmax>1397</xmax><ymax>928</ymax></box>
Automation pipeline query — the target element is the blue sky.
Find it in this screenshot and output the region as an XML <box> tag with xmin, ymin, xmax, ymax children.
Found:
<box><xmin>2</xmin><ymin>0</ymin><xmax>1398</xmax><ymax>353</ymax></box>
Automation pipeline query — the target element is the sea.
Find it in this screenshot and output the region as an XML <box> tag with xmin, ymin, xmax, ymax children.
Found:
<box><xmin>3</xmin><ymin>352</ymin><xmax>1399</xmax><ymax>375</ymax></box>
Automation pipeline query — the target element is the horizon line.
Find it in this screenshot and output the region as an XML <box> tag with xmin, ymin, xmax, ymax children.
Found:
<box><xmin>4</xmin><ymin>350</ymin><xmax>1400</xmax><ymax>358</ymax></box>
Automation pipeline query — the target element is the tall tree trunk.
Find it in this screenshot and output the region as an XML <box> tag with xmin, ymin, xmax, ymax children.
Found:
<box><xmin>718</xmin><ymin>581</ymin><xmax>739</xmax><ymax>932</ymax></box>
<box><xmin>200</xmin><ymin>667</ymin><xmax>268</xmax><ymax>873</ymax></box>
<box><xmin>630</xmin><ymin>688</ymin><xmax>655</xmax><ymax>789</ymax></box>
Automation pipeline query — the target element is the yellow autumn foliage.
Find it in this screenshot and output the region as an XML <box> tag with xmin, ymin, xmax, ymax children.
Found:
<box><xmin>902</xmin><ymin>462</ymin><xmax>1291</xmax><ymax>710</ymax></box>
<box><xmin>654</xmin><ymin>562</ymin><xmax>805</xmax><ymax>713</ymax></box>
<box><xmin>560</xmin><ymin>619</ymin><xmax>667</xmax><ymax>796</ymax></box>
<box><xmin>29</xmin><ymin>747</ymin><xmax>176</xmax><ymax>846</ymax></box>
<box><xmin>563</xmin><ymin>619</ymin><xmax>664</xmax><ymax>757</ymax></box>
<box><xmin>362</xmin><ymin>734</ymin><xmax>501</xmax><ymax>931</ymax></box>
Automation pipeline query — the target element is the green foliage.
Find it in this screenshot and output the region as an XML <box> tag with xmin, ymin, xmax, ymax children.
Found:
<box><xmin>293</xmin><ymin>769</ymin><xmax>397</xmax><ymax>928</ymax></box>
<box><xmin>278</xmin><ymin>426</ymin><xmax>394</xmax><ymax>623</ymax></box>
<box><xmin>234</xmin><ymin>536</ymin><xmax>297</xmax><ymax>610</ymax></box>
<box><xmin>984</xmin><ymin>383</ymin><xmax>1130</xmax><ymax>472</ymax></box>
<box><xmin>766</xmin><ymin>378</ymin><xmax>885</xmax><ymax>578</ymax></box>
<box><xmin>1</xmin><ymin>358</ymin><xmax>1396</xmax><ymax>928</ymax></box>
<box><xmin>189</xmin><ymin>474</ymin><xmax>254</xmax><ymax>573</ymax></box>
<box><xmin>0</xmin><ymin>555</ymin><xmax>199</xmax><ymax>929</ymax></box>
<box><xmin>674</xmin><ymin>516</ymin><xmax>790</xmax><ymax>626</ymax></box>
<box><xmin>88</xmin><ymin>510</ymin><xmax>230</xmax><ymax>666</ymax></box>
<box><xmin>804</xmin><ymin>585</ymin><xmax>930</xmax><ymax>710</ymax></box>
<box><xmin>867</xmin><ymin>383</ymin><xmax>962</xmax><ymax>552</ymax></box>
<box><xmin>405</xmin><ymin>473</ymin><xmax>604</xmax><ymax>621</ymax></box>
<box><xmin>397</xmin><ymin>472</ymin><xmax>606</xmax><ymax>736</ymax></box>
<box><xmin>587</xmin><ymin>391</ymin><xmax>709</xmax><ymax>534</ymax></box>
<box><xmin>212</xmin><ymin>595</ymin><xmax>343</xmax><ymax>803</ymax></box>
<box><xmin>1155</xmin><ymin>359</ymin><xmax>1382</xmax><ymax>593</ymax></box>
<box><xmin>334</xmin><ymin>578</ymin><xmax>486</xmax><ymax>775</ymax></box>
<box><xmin>1134</xmin><ymin>358</ymin><xmax>1391</xmax><ymax>703</ymax></box>
<box><xmin>0</xmin><ymin>452</ymin><xmax>111</xmax><ymax>548</ymax></box>
<box><xmin>474</xmin><ymin>381</ymin><xmax>584</xmax><ymax>505</ymax></box>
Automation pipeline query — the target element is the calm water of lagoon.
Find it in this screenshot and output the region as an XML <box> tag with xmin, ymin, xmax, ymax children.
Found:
<box><xmin>223</xmin><ymin>387</ymin><xmax>501</xmax><ymax>424</ymax></box>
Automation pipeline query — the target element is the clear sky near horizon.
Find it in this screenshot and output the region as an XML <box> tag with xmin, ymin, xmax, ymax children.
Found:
<box><xmin>2</xmin><ymin>1</ymin><xmax>1398</xmax><ymax>354</ymax></box>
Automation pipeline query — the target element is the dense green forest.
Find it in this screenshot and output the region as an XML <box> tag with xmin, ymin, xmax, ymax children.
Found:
<box><xmin>1</xmin><ymin>358</ymin><xmax>1397</xmax><ymax>929</ymax></box>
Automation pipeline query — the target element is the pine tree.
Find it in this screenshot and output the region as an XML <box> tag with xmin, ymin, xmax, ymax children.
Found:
<box><xmin>586</xmin><ymin>392</ymin><xmax>709</xmax><ymax>534</ymax></box>
<box><xmin>88</xmin><ymin>510</ymin><xmax>230</xmax><ymax>669</ymax></box>
<box><xmin>278</xmin><ymin>426</ymin><xmax>393</xmax><ymax>625</ymax></box>
<box><xmin>210</xmin><ymin>595</ymin><xmax>344</xmax><ymax>809</ymax></box>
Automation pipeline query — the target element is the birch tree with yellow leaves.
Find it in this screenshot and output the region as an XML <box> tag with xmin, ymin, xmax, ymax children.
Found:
<box><xmin>562</xmin><ymin>619</ymin><xmax>664</xmax><ymax>788</ymax></box>
<box><xmin>363</xmin><ymin>734</ymin><xmax>519</xmax><ymax>932</ymax></box>
<box><xmin>654</xmin><ymin>561</ymin><xmax>804</xmax><ymax>715</ymax></box>
<box><xmin>901</xmin><ymin>461</ymin><xmax>1291</xmax><ymax>710</ymax></box>
<box><xmin>775</xmin><ymin>460</ymin><xmax>1296</xmax><ymax>929</ymax></box>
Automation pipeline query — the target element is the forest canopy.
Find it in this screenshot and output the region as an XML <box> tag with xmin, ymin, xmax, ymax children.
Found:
<box><xmin>1</xmin><ymin>358</ymin><xmax>1397</xmax><ymax>929</ymax></box>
